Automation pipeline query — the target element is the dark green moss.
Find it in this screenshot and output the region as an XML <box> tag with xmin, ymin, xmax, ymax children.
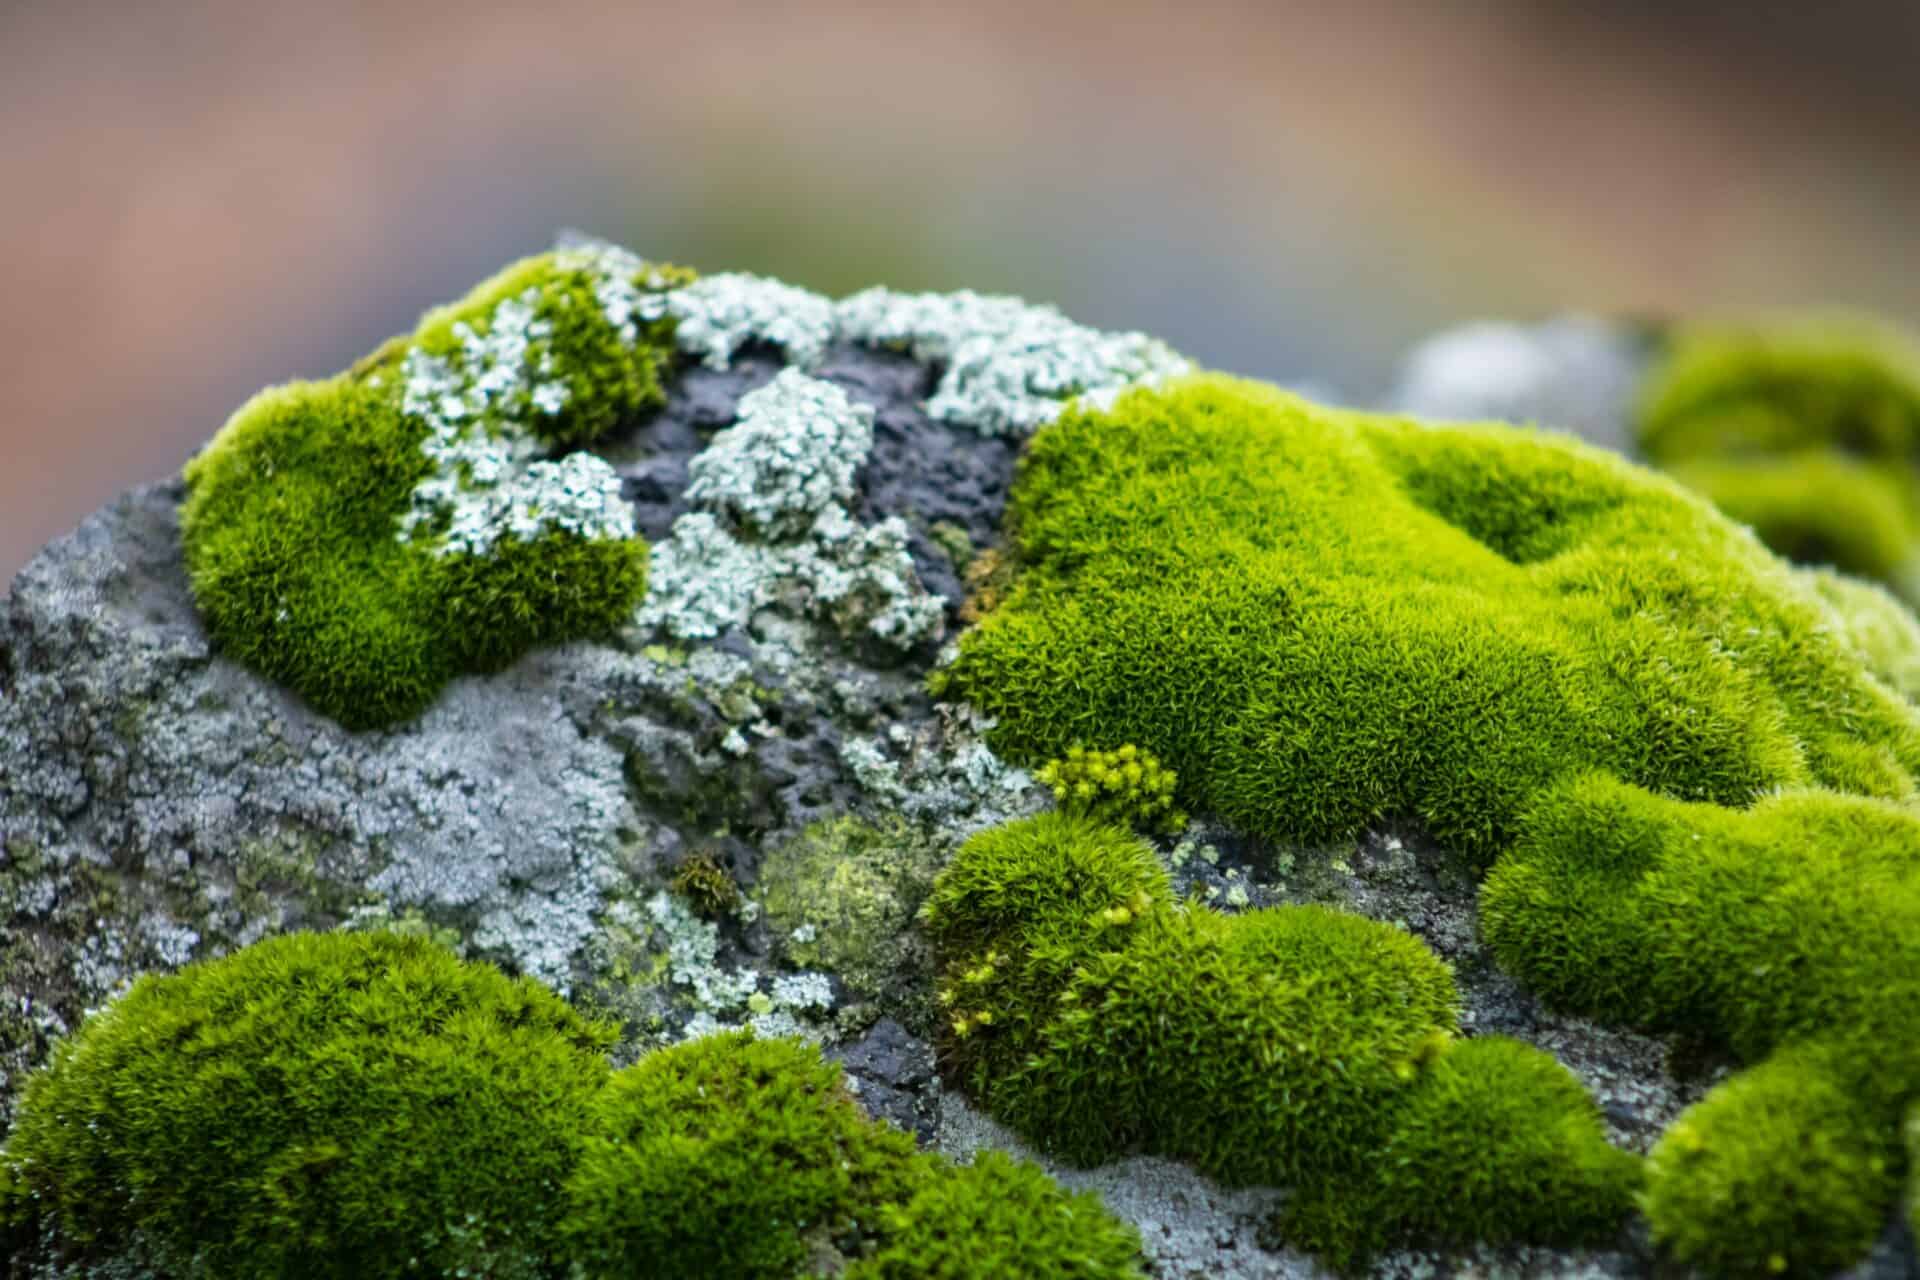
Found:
<box><xmin>0</xmin><ymin>929</ymin><xmax>620</xmax><ymax>1278</ymax></box>
<box><xmin>923</xmin><ymin>814</ymin><xmax>1637</xmax><ymax>1265</ymax></box>
<box><xmin>181</xmin><ymin>250</ymin><xmax>688</xmax><ymax>730</ymax></box>
<box><xmin>932</xmin><ymin>374</ymin><xmax>1920</xmax><ymax>868</ymax></box>
<box><xmin>668</xmin><ymin>850</ymin><xmax>740</xmax><ymax>919</ymax></box>
<box><xmin>844</xmin><ymin>1150</ymin><xmax>1145</xmax><ymax>1280</ymax></box>
<box><xmin>555</xmin><ymin>1031</ymin><xmax>920</xmax><ymax>1279</ymax></box>
<box><xmin>1635</xmin><ymin>315</ymin><xmax>1920</xmax><ymax>598</ymax></box>
<box><xmin>1</xmin><ymin>929</ymin><xmax>1143</xmax><ymax>1278</ymax></box>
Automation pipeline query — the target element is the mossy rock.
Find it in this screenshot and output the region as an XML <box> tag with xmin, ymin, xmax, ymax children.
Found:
<box><xmin>181</xmin><ymin>247</ymin><xmax>692</xmax><ymax>730</ymax></box>
<box><xmin>1635</xmin><ymin>313</ymin><xmax>1920</xmax><ymax>599</ymax></box>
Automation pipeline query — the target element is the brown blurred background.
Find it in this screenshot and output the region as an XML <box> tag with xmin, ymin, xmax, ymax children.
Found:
<box><xmin>5</xmin><ymin>0</ymin><xmax>1920</xmax><ymax>580</ymax></box>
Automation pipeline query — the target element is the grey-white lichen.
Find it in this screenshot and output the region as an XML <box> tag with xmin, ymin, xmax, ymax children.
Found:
<box><xmin>637</xmin><ymin>370</ymin><xmax>944</xmax><ymax>653</ymax></box>
<box><xmin>834</xmin><ymin>286</ymin><xmax>1192</xmax><ymax>436</ymax></box>
<box><xmin>640</xmin><ymin>271</ymin><xmax>838</xmax><ymax>372</ymax></box>
<box><xmin>684</xmin><ymin>368</ymin><xmax>873</xmax><ymax>538</ymax></box>
<box><xmin>390</xmin><ymin>249</ymin><xmax>647</xmax><ymax>558</ymax></box>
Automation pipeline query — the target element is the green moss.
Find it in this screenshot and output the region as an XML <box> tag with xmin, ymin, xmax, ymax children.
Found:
<box><xmin>845</xmin><ymin>1150</ymin><xmax>1145</xmax><ymax>1280</ymax></box>
<box><xmin>932</xmin><ymin>374</ymin><xmax>1920</xmax><ymax>868</ymax></box>
<box><xmin>1803</xmin><ymin>565</ymin><xmax>1920</xmax><ymax>701</ymax></box>
<box><xmin>181</xmin><ymin>250</ymin><xmax>688</xmax><ymax>730</ymax></box>
<box><xmin>2</xmin><ymin>930</ymin><xmax>1146</xmax><ymax>1278</ymax></box>
<box><xmin>0</xmin><ymin>929</ymin><xmax>619</xmax><ymax>1277</ymax></box>
<box><xmin>1641</xmin><ymin>1041</ymin><xmax>1899</xmax><ymax>1278</ymax></box>
<box><xmin>759</xmin><ymin>815</ymin><xmax>950</xmax><ymax>1002</ymax></box>
<box><xmin>555</xmin><ymin>1031</ymin><xmax>920</xmax><ymax>1278</ymax></box>
<box><xmin>1036</xmin><ymin>743</ymin><xmax>1186</xmax><ymax>835</ymax></box>
<box><xmin>923</xmin><ymin>814</ymin><xmax>1636</xmax><ymax>1264</ymax></box>
<box><xmin>1281</xmin><ymin>1036</ymin><xmax>1643</xmax><ymax>1269</ymax></box>
<box><xmin>1635</xmin><ymin>314</ymin><xmax>1920</xmax><ymax>597</ymax></box>
<box><xmin>1482</xmin><ymin>773</ymin><xmax>1920</xmax><ymax>1271</ymax></box>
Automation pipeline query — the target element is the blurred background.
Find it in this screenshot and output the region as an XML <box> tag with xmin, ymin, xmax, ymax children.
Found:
<box><xmin>5</xmin><ymin>0</ymin><xmax>1920</xmax><ymax>579</ymax></box>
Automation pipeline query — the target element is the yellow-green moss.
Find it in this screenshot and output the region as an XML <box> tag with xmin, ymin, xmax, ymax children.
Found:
<box><xmin>1036</xmin><ymin>743</ymin><xmax>1186</xmax><ymax>835</ymax></box>
<box><xmin>1636</xmin><ymin>314</ymin><xmax>1920</xmax><ymax>598</ymax></box>
<box><xmin>933</xmin><ymin>373</ymin><xmax>1920</xmax><ymax>866</ymax></box>
<box><xmin>923</xmin><ymin>814</ymin><xmax>1639</xmax><ymax>1267</ymax></box>
<box><xmin>181</xmin><ymin>250</ymin><xmax>690</xmax><ymax>730</ymax></box>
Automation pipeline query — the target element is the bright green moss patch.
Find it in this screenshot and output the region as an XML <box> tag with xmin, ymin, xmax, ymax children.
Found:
<box><xmin>182</xmin><ymin>248</ymin><xmax>690</xmax><ymax>729</ymax></box>
<box><xmin>923</xmin><ymin>814</ymin><xmax>1638</xmax><ymax>1265</ymax></box>
<box><xmin>556</xmin><ymin>1030</ymin><xmax>920</xmax><ymax>1278</ymax></box>
<box><xmin>845</xmin><ymin>1151</ymin><xmax>1145</xmax><ymax>1280</ymax></box>
<box><xmin>1642</xmin><ymin>1041</ymin><xmax>1900</xmax><ymax>1278</ymax></box>
<box><xmin>1636</xmin><ymin>314</ymin><xmax>1920</xmax><ymax>597</ymax></box>
<box><xmin>1483</xmin><ymin>773</ymin><xmax>1920</xmax><ymax>1272</ymax></box>
<box><xmin>0</xmin><ymin>929</ymin><xmax>619</xmax><ymax>1278</ymax></box>
<box><xmin>933</xmin><ymin>374</ymin><xmax>1920</xmax><ymax>866</ymax></box>
<box><xmin>1803</xmin><ymin>565</ymin><xmax>1920</xmax><ymax>701</ymax></box>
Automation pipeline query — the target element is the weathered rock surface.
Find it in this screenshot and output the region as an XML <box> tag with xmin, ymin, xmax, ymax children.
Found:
<box><xmin>2</xmin><ymin>276</ymin><xmax>1911</xmax><ymax>1278</ymax></box>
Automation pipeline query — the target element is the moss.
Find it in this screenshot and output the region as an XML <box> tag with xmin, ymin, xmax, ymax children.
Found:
<box><xmin>668</xmin><ymin>849</ymin><xmax>740</xmax><ymax>919</ymax></box>
<box><xmin>758</xmin><ymin>815</ymin><xmax>950</xmax><ymax>1003</ymax></box>
<box><xmin>844</xmin><ymin>1150</ymin><xmax>1145</xmax><ymax>1280</ymax></box>
<box><xmin>1635</xmin><ymin>314</ymin><xmax>1920</xmax><ymax>598</ymax></box>
<box><xmin>1641</xmin><ymin>1040</ymin><xmax>1900</xmax><ymax>1278</ymax></box>
<box><xmin>181</xmin><ymin>248</ymin><xmax>688</xmax><ymax>730</ymax></box>
<box><xmin>0</xmin><ymin>929</ymin><xmax>619</xmax><ymax>1277</ymax></box>
<box><xmin>1035</xmin><ymin>743</ymin><xmax>1186</xmax><ymax>835</ymax></box>
<box><xmin>555</xmin><ymin>1031</ymin><xmax>920</xmax><ymax>1278</ymax></box>
<box><xmin>1</xmin><ymin>931</ymin><xmax>1142</xmax><ymax>1278</ymax></box>
<box><xmin>1281</xmin><ymin>1036</ymin><xmax>1643</xmax><ymax>1270</ymax></box>
<box><xmin>932</xmin><ymin>374</ymin><xmax>1920</xmax><ymax>869</ymax></box>
<box><xmin>923</xmin><ymin>814</ymin><xmax>1636</xmax><ymax>1263</ymax></box>
<box><xmin>1803</xmin><ymin>565</ymin><xmax>1920</xmax><ymax>701</ymax></box>
<box><xmin>1481</xmin><ymin>773</ymin><xmax>1920</xmax><ymax>1271</ymax></box>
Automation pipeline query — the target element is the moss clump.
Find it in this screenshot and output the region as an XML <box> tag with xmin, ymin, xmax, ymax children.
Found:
<box><xmin>923</xmin><ymin>814</ymin><xmax>1638</xmax><ymax>1266</ymax></box>
<box><xmin>1281</xmin><ymin>1036</ymin><xmax>1642</xmax><ymax>1269</ymax></box>
<box><xmin>1639</xmin><ymin>1041</ymin><xmax>1899</xmax><ymax>1278</ymax></box>
<box><xmin>1482</xmin><ymin>773</ymin><xmax>1920</xmax><ymax>1273</ymax></box>
<box><xmin>182</xmin><ymin>247</ymin><xmax>691</xmax><ymax>730</ymax></box>
<box><xmin>669</xmin><ymin>850</ymin><xmax>740</xmax><ymax>919</ymax></box>
<box><xmin>1635</xmin><ymin>314</ymin><xmax>1920</xmax><ymax>598</ymax></box>
<box><xmin>1</xmin><ymin>930</ymin><xmax>1145</xmax><ymax>1278</ymax></box>
<box><xmin>932</xmin><ymin>374</ymin><xmax>1920</xmax><ymax>868</ymax></box>
<box><xmin>555</xmin><ymin>1031</ymin><xmax>920</xmax><ymax>1278</ymax></box>
<box><xmin>0</xmin><ymin>929</ymin><xmax>619</xmax><ymax>1277</ymax></box>
<box><xmin>845</xmin><ymin>1151</ymin><xmax>1145</xmax><ymax>1280</ymax></box>
<box><xmin>758</xmin><ymin>815</ymin><xmax>950</xmax><ymax>1002</ymax></box>
<box><xmin>1803</xmin><ymin>565</ymin><xmax>1920</xmax><ymax>701</ymax></box>
<box><xmin>1036</xmin><ymin>743</ymin><xmax>1186</xmax><ymax>835</ymax></box>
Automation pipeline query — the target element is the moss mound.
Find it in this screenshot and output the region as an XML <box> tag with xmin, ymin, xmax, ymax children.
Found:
<box><xmin>556</xmin><ymin>1031</ymin><xmax>921</xmax><ymax>1278</ymax></box>
<box><xmin>923</xmin><ymin>814</ymin><xmax>1639</xmax><ymax>1266</ymax></box>
<box><xmin>845</xmin><ymin>1151</ymin><xmax>1145</xmax><ymax>1280</ymax></box>
<box><xmin>0</xmin><ymin>930</ymin><xmax>1145</xmax><ymax>1279</ymax></box>
<box><xmin>181</xmin><ymin>247</ymin><xmax>691</xmax><ymax>730</ymax></box>
<box><xmin>1635</xmin><ymin>314</ymin><xmax>1920</xmax><ymax>598</ymax></box>
<box><xmin>1482</xmin><ymin>773</ymin><xmax>1920</xmax><ymax>1274</ymax></box>
<box><xmin>0</xmin><ymin>929</ymin><xmax>619</xmax><ymax>1278</ymax></box>
<box><xmin>933</xmin><ymin>373</ymin><xmax>1920</xmax><ymax>867</ymax></box>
